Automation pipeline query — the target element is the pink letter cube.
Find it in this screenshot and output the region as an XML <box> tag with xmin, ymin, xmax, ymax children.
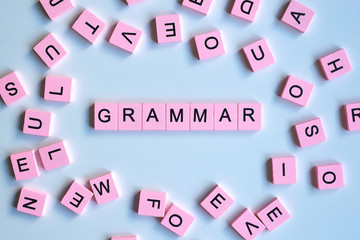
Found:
<box><xmin>109</xmin><ymin>22</ymin><xmax>142</xmax><ymax>53</ymax></box>
<box><xmin>38</xmin><ymin>141</ymin><xmax>70</xmax><ymax>171</ymax></box>
<box><xmin>194</xmin><ymin>30</ymin><xmax>225</xmax><ymax>60</ymax></box>
<box><xmin>319</xmin><ymin>49</ymin><xmax>352</xmax><ymax>80</ymax></box>
<box><xmin>94</xmin><ymin>102</ymin><xmax>118</xmax><ymax>130</ymax></box>
<box><xmin>17</xmin><ymin>187</ymin><xmax>47</xmax><ymax>217</ymax></box>
<box><xmin>281</xmin><ymin>0</ymin><xmax>315</xmax><ymax>33</ymax></box>
<box><xmin>143</xmin><ymin>103</ymin><xmax>166</xmax><ymax>130</ymax></box>
<box><xmin>230</xmin><ymin>0</ymin><xmax>262</xmax><ymax>22</ymax></box>
<box><xmin>39</xmin><ymin>0</ymin><xmax>73</xmax><ymax>20</ymax></box>
<box><xmin>200</xmin><ymin>185</ymin><xmax>234</xmax><ymax>219</ymax></box>
<box><xmin>23</xmin><ymin>109</ymin><xmax>52</xmax><ymax>137</ymax></box>
<box><xmin>256</xmin><ymin>198</ymin><xmax>290</xmax><ymax>232</ymax></box>
<box><xmin>280</xmin><ymin>76</ymin><xmax>313</xmax><ymax>107</ymax></box>
<box><xmin>271</xmin><ymin>156</ymin><xmax>296</xmax><ymax>184</ymax></box>
<box><xmin>0</xmin><ymin>72</ymin><xmax>27</xmax><ymax>106</ymax></box>
<box><xmin>294</xmin><ymin>118</ymin><xmax>326</xmax><ymax>148</ymax></box>
<box><xmin>161</xmin><ymin>203</ymin><xmax>195</xmax><ymax>237</ymax></box>
<box><xmin>166</xmin><ymin>103</ymin><xmax>190</xmax><ymax>131</ymax></box>
<box><xmin>242</xmin><ymin>38</ymin><xmax>275</xmax><ymax>72</ymax></box>
<box><xmin>155</xmin><ymin>14</ymin><xmax>182</xmax><ymax>44</ymax></box>
<box><xmin>111</xmin><ymin>236</ymin><xmax>137</xmax><ymax>240</ymax></box>
<box><xmin>118</xmin><ymin>103</ymin><xmax>142</xmax><ymax>130</ymax></box>
<box><xmin>344</xmin><ymin>102</ymin><xmax>360</xmax><ymax>131</ymax></box>
<box><xmin>190</xmin><ymin>103</ymin><xmax>214</xmax><ymax>130</ymax></box>
<box><xmin>182</xmin><ymin>0</ymin><xmax>213</xmax><ymax>15</ymax></box>
<box><xmin>72</xmin><ymin>9</ymin><xmax>106</xmax><ymax>44</ymax></box>
<box><xmin>231</xmin><ymin>208</ymin><xmax>265</xmax><ymax>240</ymax></box>
<box><xmin>238</xmin><ymin>103</ymin><xmax>261</xmax><ymax>130</ymax></box>
<box><xmin>214</xmin><ymin>103</ymin><xmax>238</xmax><ymax>130</ymax></box>
<box><xmin>10</xmin><ymin>150</ymin><xmax>40</xmax><ymax>181</ymax></box>
<box><xmin>61</xmin><ymin>181</ymin><xmax>93</xmax><ymax>215</ymax></box>
<box><xmin>138</xmin><ymin>190</ymin><xmax>167</xmax><ymax>217</ymax></box>
<box><xmin>44</xmin><ymin>76</ymin><xmax>72</xmax><ymax>102</ymax></box>
<box><xmin>315</xmin><ymin>163</ymin><xmax>344</xmax><ymax>190</ymax></box>
<box><xmin>89</xmin><ymin>172</ymin><xmax>120</xmax><ymax>205</ymax></box>
<box><xmin>33</xmin><ymin>34</ymin><xmax>67</xmax><ymax>68</ymax></box>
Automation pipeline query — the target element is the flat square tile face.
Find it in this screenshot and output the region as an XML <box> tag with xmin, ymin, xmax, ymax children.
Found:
<box><xmin>281</xmin><ymin>0</ymin><xmax>315</xmax><ymax>33</ymax></box>
<box><xmin>214</xmin><ymin>103</ymin><xmax>238</xmax><ymax>130</ymax></box>
<box><xmin>319</xmin><ymin>49</ymin><xmax>352</xmax><ymax>80</ymax></box>
<box><xmin>194</xmin><ymin>30</ymin><xmax>225</xmax><ymax>60</ymax></box>
<box><xmin>138</xmin><ymin>190</ymin><xmax>166</xmax><ymax>217</ymax></box>
<box><xmin>256</xmin><ymin>198</ymin><xmax>290</xmax><ymax>232</ymax></box>
<box><xmin>10</xmin><ymin>150</ymin><xmax>40</xmax><ymax>181</ymax></box>
<box><xmin>271</xmin><ymin>156</ymin><xmax>297</xmax><ymax>184</ymax></box>
<box><xmin>161</xmin><ymin>204</ymin><xmax>195</xmax><ymax>236</ymax></box>
<box><xmin>231</xmin><ymin>0</ymin><xmax>262</xmax><ymax>22</ymax></box>
<box><xmin>72</xmin><ymin>9</ymin><xmax>106</xmax><ymax>43</ymax></box>
<box><xmin>109</xmin><ymin>22</ymin><xmax>142</xmax><ymax>53</ymax></box>
<box><xmin>61</xmin><ymin>181</ymin><xmax>93</xmax><ymax>215</ymax></box>
<box><xmin>294</xmin><ymin>118</ymin><xmax>326</xmax><ymax>148</ymax></box>
<box><xmin>17</xmin><ymin>188</ymin><xmax>47</xmax><ymax>217</ymax></box>
<box><xmin>315</xmin><ymin>163</ymin><xmax>344</xmax><ymax>190</ymax></box>
<box><xmin>166</xmin><ymin>103</ymin><xmax>190</xmax><ymax>131</ymax></box>
<box><xmin>142</xmin><ymin>103</ymin><xmax>166</xmax><ymax>130</ymax></box>
<box><xmin>118</xmin><ymin>103</ymin><xmax>142</xmax><ymax>130</ymax></box>
<box><xmin>190</xmin><ymin>103</ymin><xmax>214</xmax><ymax>130</ymax></box>
<box><xmin>155</xmin><ymin>14</ymin><xmax>182</xmax><ymax>43</ymax></box>
<box><xmin>44</xmin><ymin>76</ymin><xmax>72</xmax><ymax>102</ymax></box>
<box><xmin>200</xmin><ymin>185</ymin><xmax>234</xmax><ymax>219</ymax></box>
<box><xmin>38</xmin><ymin>141</ymin><xmax>70</xmax><ymax>171</ymax></box>
<box><xmin>94</xmin><ymin>103</ymin><xmax>118</xmax><ymax>130</ymax></box>
<box><xmin>0</xmin><ymin>72</ymin><xmax>27</xmax><ymax>106</ymax></box>
<box><xmin>344</xmin><ymin>102</ymin><xmax>360</xmax><ymax>131</ymax></box>
<box><xmin>238</xmin><ymin>103</ymin><xmax>261</xmax><ymax>130</ymax></box>
<box><xmin>33</xmin><ymin>34</ymin><xmax>67</xmax><ymax>68</ymax></box>
<box><xmin>280</xmin><ymin>76</ymin><xmax>314</xmax><ymax>107</ymax></box>
<box><xmin>182</xmin><ymin>0</ymin><xmax>213</xmax><ymax>15</ymax></box>
<box><xmin>39</xmin><ymin>0</ymin><xmax>73</xmax><ymax>20</ymax></box>
<box><xmin>231</xmin><ymin>208</ymin><xmax>265</xmax><ymax>240</ymax></box>
<box><xmin>89</xmin><ymin>172</ymin><xmax>120</xmax><ymax>205</ymax></box>
<box><xmin>23</xmin><ymin>109</ymin><xmax>52</xmax><ymax>137</ymax></box>
<box><xmin>242</xmin><ymin>38</ymin><xmax>275</xmax><ymax>72</ymax></box>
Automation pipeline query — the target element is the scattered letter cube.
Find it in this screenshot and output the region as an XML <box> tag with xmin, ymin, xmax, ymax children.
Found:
<box><xmin>200</xmin><ymin>185</ymin><xmax>234</xmax><ymax>219</ymax></box>
<box><xmin>182</xmin><ymin>0</ymin><xmax>213</xmax><ymax>15</ymax></box>
<box><xmin>72</xmin><ymin>9</ymin><xmax>106</xmax><ymax>44</ymax></box>
<box><xmin>231</xmin><ymin>0</ymin><xmax>262</xmax><ymax>22</ymax></box>
<box><xmin>280</xmin><ymin>76</ymin><xmax>313</xmax><ymax>107</ymax></box>
<box><xmin>319</xmin><ymin>49</ymin><xmax>351</xmax><ymax>80</ymax></box>
<box><xmin>44</xmin><ymin>76</ymin><xmax>72</xmax><ymax>102</ymax></box>
<box><xmin>281</xmin><ymin>0</ymin><xmax>315</xmax><ymax>33</ymax></box>
<box><xmin>38</xmin><ymin>141</ymin><xmax>70</xmax><ymax>171</ymax></box>
<box><xmin>294</xmin><ymin>118</ymin><xmax>326</xmax><ymax>148</ymax></box>
<box><xmin>39</xmin><ymin>0</ymin><xmax>73</xmax><ymax>20</ymax></box>
<box><xmin>111</xmin><ymin>236</ymin><xmax>137</xmax><ymax>240</ymax></box>
<box><xmin>10</xmin><ymin>150</ymin><xmax>40</xmax><ymax>181</ymax></box>
<box><xmin>23</xmin><ymin>109</ymin><xmax>52</xmax><ymax>137</ymax></box>
<box><xmin>0</xmin><ymin>72</ymin><xmax>27</xmax><ymax>106</ymax></box>
<box><xmin>315</xmin><ymin>163</ymin><xmax>344</xmax><ymax>190</ymax></box>
<box><xmin>344</xmin><ymin>102</ymin><xmax>360</xmax><ymax>131</ymax></box>
<box><xmin>231</xmin><ymin>208</ymin><xmax>265</xmax><ymax>240</ymax></box>
<box><xmin>256</xmin><ymin>198</ymin><xmax>290</xmax><ymax>232</ymax></box>
<box><xmin>17</xmin><ymin>187</ymin><xmax>47</xmax><ymax>217</ymax></box>
<box><xmin>194</xmin><ymin>30</ymin><xmax>225</xmax><ymax>60</ymax></box>
<box><xmin>33</xmin><ymin>34</ymin><xmax>67</xmax><ymax>68</ymax></box>
<box><xmin>242</xmin><ymin>38</ymin><xmax>275</xmax><ymax>72</ymax></box>
<box><xmin>109</xmin><ymin>22</ymin><xmax>142</xmax><ymax>53</ymax></box>
<box><xmin>138</xmin><ymin>190</ymin><xmax>167</xmax><ymax>217</ymax></box>
<box><xmin>61</xmin><ymin>181</ymin><xmax>93</xmax><ymax>215</ymax></box>
<box><xmin>155</xmin><ymin>14</ymin><xmax>182</xmax><ymax>43</ymax></box>
<box><xmin>271</xmin><ymin>156</ymin><xmax>296</xmax><ymax>184</ymax></box>
<box><xmin>89</xmin><ymin>172</ymin><xmax>120</xmax><ymax>205</ymax></box>
<box><xmin>161</xmin><ymin>204</ymin><xmax>195</xmax><ymax>236</ymax></box>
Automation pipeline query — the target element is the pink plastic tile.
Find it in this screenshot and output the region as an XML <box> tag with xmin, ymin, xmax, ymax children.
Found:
<box><xmin>194</xmin><ymin>30</ymin><xmax>225</xmax><ymax>60</ymax></box>
<box><xmin>72</xmin><ymin>9</ymin><xmax>106</xmax><ymax>44</ymax></box>
<box><xmin>138</xmin><ymin>190</ymin><xmax>166</xmax><ymax>217</ymax></box>
<box><xmin>161</xmin><ymin>203</ymin><xmax>195</xmax><ymax>237</ymax></box>
<box><xmin>33</xmin><ymin>34</ymin><xmax>67</xmax><ymax>68</ymax></box>
<box><xmin>200</xmin><ymin>185</ymin><xmax>234</xmax><ymax>219</ymax></box>
<box><xmin>166</xmin><ymin>103</ymin><xmax>190</xmax><ymax>131</ymax></box>
<box><xmin>280</xmin><ymin>76</ymin><xmax>313</xmax><ymax>107</ymax></box>
<box><xmin>182</xmin><ymin>0</ymin><xmax>213</xmax><ymax>15</ymax></box>
<box><xmin>294</xmin><ymin>118</ymin><xmax>326</xmax><ymax>148</ymax></box>
<box><xmin>190</xmin><ymin>103</ymin><xmax>214</xmax><ymax>130</ymax></box>
<box><xmin>231</xmin><ymin>208</ymin><xmax>265</xmax><ymax>240</ymax></box>
<box><xmin>242</xmin><ymin>38</ymin><xmax>275</xmax><ymax>72</ymax></box>
<box><xmin>38</xmin><ymin>141</ymin><xmax>70</xmax><ymax>171</ymax></box>
<box><xmin>17</xmin><ymin>187</ymin><xmax>47</xmax><ymax>217</ymax></box>
<box><xmin>111</xmin><ymin>236</ymin><xmax>137</xmax><ymax>240</ymax></box>
<box><xmin>143</xmin><ymin>103</ymin><xmax>166</xmax><ymax>130</ymax></box>
<box><xmin>344</xmin><ymin>102</ymin><xmax>360</xmax><ymax>131</ymax></box>
<box><xmin>61</xmin><ymin>181</ymin><xmax>93</xmax><ymax>215</ymax></box>
<box><xmin>94</xmin><ymin>102</ymin><xmax>118</xmax><ymax>130</ymax></box>
<box><xmin>155</xmin><ymin>14</ymin><xmax>182</xmax><ymax>44</ymax></box>
<box><xmin>23</xmin><ymin>109</ymin><xmax>52</xmax><ymax>137</ymax></box>
<box><xmin>89</xmin><ymin>172</ymin><xmax>120</xmax><ymax>205</ymax></box>
<box><xmin>319</xmin><ymin>49</ymin><xmax>352</xmax><ymax>80</ymax></box>
<box><xmin>118</xmin><ymin>103</ymin><xmax>142</xmax><ymax>130</ymax></box>
<box><xmin>230</xmin><ymin>0</ymin><xmax>261</xmax><ymax>22</ymax></box>
<box><xmin>0</xmin><ymin>72</ymin><xmax>27</xmax><ymax>106</ymax></box>
<box><xmin>44</xmin><ymin>76</ymin><xmax>72</xmax><ymax>102</ymax></box>
<box><xmin>256</xmin><ymin>198</ymin><xmax>290</xmax><ymax>232</ymax></box>
<box><xmin>214</xmin><ymin>103</ymin><xmax>238</xmax><ymax>130</ymax></box>
<box><xmin>125</xmin><ymin>0</ymin><xmax>144</xmax><ymax>5</ymax></box>
<box><xmin>281</xmin><ymin>0</ymin><xmax>315</xmax><ymax>33</ymax></box>
<box><xmin>39</xmin><ymin>0</ymin><xmax>73</xmax><ymax>20</ymax></box>
<box><xmin>271</xmin><ymin>156</ymin><xmax>296</xmax><ymax>184</ymax></box>
<box><xmin>238</xmin><ymin>103</ymin><xmax>261</xmax><ymax>130</ymax></box>
<box><xmin>10</xmin><ymin>150</ymin><xmax>40</xmax><ymax>181</ymax></box>
<box><xmin>109</xmin><ymin>21</ymin><xmax>142</xmax><ymax>53</ymax></box>
<box><xmin>315</xmin><ymin>163</ymin><xmax>344</xmax><ymax>190</ymax></box>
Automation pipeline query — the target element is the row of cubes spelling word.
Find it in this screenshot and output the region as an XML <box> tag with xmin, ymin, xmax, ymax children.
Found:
<box><xmin>93</xmin><ymin>102</ymin><xmax>262</xmax><ymax>131</ymax></box>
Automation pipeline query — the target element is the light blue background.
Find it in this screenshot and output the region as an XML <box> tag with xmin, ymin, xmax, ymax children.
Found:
<box><xmin>0</xmin><ymin>0</ymin><xmax>359</xmax><ymax>239</ymax></box>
